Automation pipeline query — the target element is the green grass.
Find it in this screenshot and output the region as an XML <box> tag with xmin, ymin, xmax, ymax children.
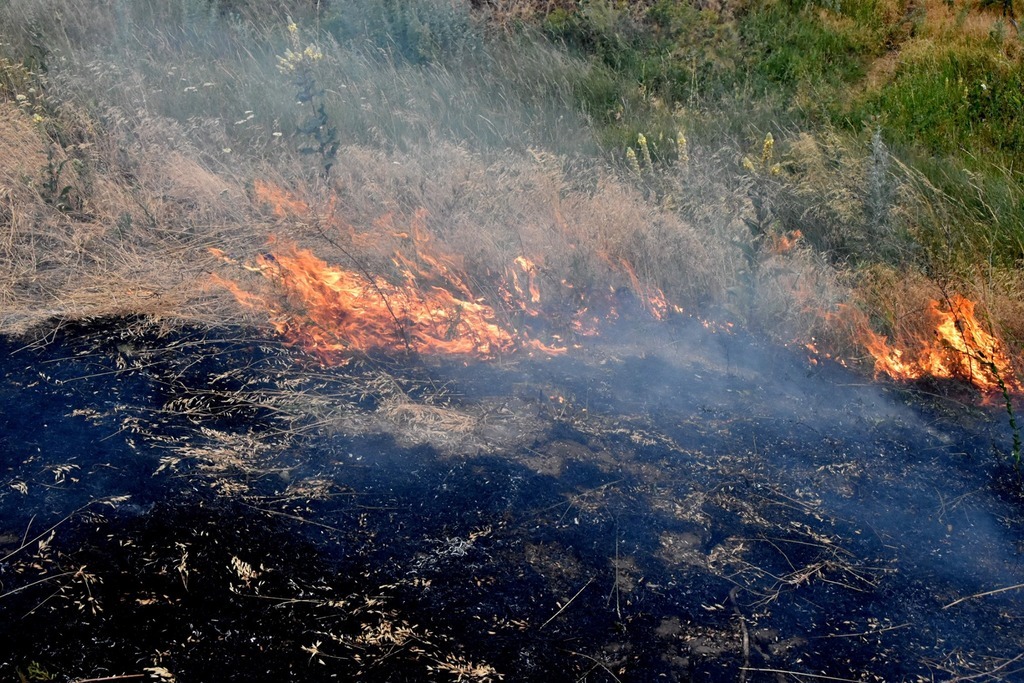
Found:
<box><xmin>536</xmin><ymin>0</ymin><xmax>1023</xmax><ymax>280</ymax></box>
<box><xmin>738</xmin><ymin>0</ymin><xmax>870</xmax><ymax>92</ymax></box>
<box><xmin>852</xmin><ymin>46</ymin><xmax>1024</xmax><ymax>158</ymax></box>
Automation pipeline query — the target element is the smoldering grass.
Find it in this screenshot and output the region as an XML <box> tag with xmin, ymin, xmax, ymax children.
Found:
<box><xmin>0</xmin><ymin>0</ymin><xmax>1022</xmax><ymax>412</ymax></box>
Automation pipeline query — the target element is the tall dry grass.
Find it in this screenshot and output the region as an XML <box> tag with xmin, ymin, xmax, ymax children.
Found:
<box><xmin>0</xmin><ymin>0</ymin><xmax>743</xmax><ymax>341</ymax></box>
<box><xmin>1</xmin><ymin>0</ymin><xmax>1021</xmax><ymax>393</ymax></box>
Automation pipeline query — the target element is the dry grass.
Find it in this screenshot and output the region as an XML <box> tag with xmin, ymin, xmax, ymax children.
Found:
<box><xmin>0</xmin><ymin>103</ymin><xmax>258</xmax><ymax>333</ymax></box>
<box><xmin>0</xmin><ymin>87</ymin><xmax>866</xmax><ymax>374</ymax></box>
<box><xmin>915</xmin><ymin>0</ymin><xmax>1021</xmax><ymax>51</ymax></box>
<box><xmin>0</xmin><ymin>1</ymin><xmax>795</xmax><ymax>347</ymax></box>
<box><xmin>324</xmin><ymin>142</ymin><xmax>732</xmax><ymax>312</ymax></box>
<box><xmin>2</xmin><ymin>0</ymin><xmax>1022</xmax><ymax>397</ymax></box>
<box><xmin>849</xmin><ymin>263</ymin><xmax>1024</xmax><ymax>379</ymax></box>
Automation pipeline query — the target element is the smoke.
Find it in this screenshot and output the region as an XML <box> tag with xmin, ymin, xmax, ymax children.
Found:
<box><xmin>1</xmin><ymin>0</ymin><xmax>1017</xmax><ymax>404</ymax></box>
<box><xmin>1</xmin><ymin>6</ymin><xmax>1022</xmax><ymax>678</ymax></box>
<box><xmin>0</xmin><ymin>0</ymin><xmax>734</xmax><ymax>340</ymax></box>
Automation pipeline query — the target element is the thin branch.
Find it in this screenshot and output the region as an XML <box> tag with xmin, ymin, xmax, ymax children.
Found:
<box><xmin>540</xmin><ymin>578</ymin><xmax>594</xmax><ymax>630</ymax></box>
<box><xmin>0</xmin><ymin>502</ymin><xmax>96</xmax><ymax>564</ymax></box>
<box><xmin>948</xmin><ymin>651</ymin><xmax>1024</xmax><ymax>681</ymax></box>
<box><xmin>0</xmin><ymin>571</ymin><xmax>77</xmax><ymax>600</ymax></box>
<box><xmin>565</xmin><ymin>649</ymin><xmax>623</xmax><ymax>683</ymax></box>
<box><xmin>944</xmin><ymin>582</ymin><xmax>1024</xmax><ymax>609</ymax></box>
<box><xmin>240</xmin><ymin>502</ymin><xmax>346</xmax><ymax>533</ymax></box>
<box><xmin>816</xmin><ymin>622</ymin><xmax>911</xmax><ymax>639</ymax></box>
<box><xmin>739</xmin><ymin>668</ymin><xmax>865</xmax><ymax>682</ymax></box>
<box><xmin>730</xmin><ymin>587</ymin><xmax>751</xmax><ymax>683</ymax></box>
<box><xmin>312</xmin><ymin>219</ymin><xmax>412</xmax><ymax>355</ymax></box>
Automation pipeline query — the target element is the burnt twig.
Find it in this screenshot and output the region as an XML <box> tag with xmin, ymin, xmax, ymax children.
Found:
<box><xmin>729</xmin><ymin>586</ymin><xmax>751</xmax><ymax>683</ymax></box>
<box><xmin>540</xmin><ymin>577</ymin><xmax>594</xmax><ymax>630</ymax></box>
<box><xmin>943</xmin><ymin>581</ymin><xmax>1024</xmax><ymax>609</ymax></box>
<box><xmin>739</xmin><ymin>669</ymin><xmax>864</xmax><ymax>682</ymax></box>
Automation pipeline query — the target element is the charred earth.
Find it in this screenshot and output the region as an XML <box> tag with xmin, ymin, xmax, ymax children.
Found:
<box><xmin>1</xmin><ymin>318</ymin><xmax>1023</xmax><ymax>682</ymax></box>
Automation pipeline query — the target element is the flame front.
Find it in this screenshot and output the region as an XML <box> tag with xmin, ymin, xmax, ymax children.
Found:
<box><xmin>246</xmin><ymin>244</ymin><xmax>528</xmax><ymax>359</ymax></box>
<box><xmin>211</xmin><ymin>181</ymin><xmax>688</xmax><ymax>362</ymax></box>
<box><xmin>856</xmin><ymin>294</ymin><xmax>1021</xmax><ymax>394</ymax></box>
<box><xmin>220</xmin><ymin>187</ymin><xmax>1019</xmax><ymax>391</ymax></box>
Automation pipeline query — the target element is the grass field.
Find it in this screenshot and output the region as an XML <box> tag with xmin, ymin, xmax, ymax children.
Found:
<box><xmin>0</xmin><ymin>0</ymin><xmax>1021</xmax><ymax>393</ymax></box>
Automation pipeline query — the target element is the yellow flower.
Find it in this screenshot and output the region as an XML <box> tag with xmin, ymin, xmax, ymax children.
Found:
<box><xmin>626</xmin><ymin>148</ymin><xmax>641</xmax><ymax>177</ymax></box>
<box><xmin>761</xmin><ymin>132</ymin><xmax>774</xmax><ymax>164</ymax></box>
<box><xmin>303</xmin><ymin>45</ymin><xmax>323</xmax><ymax>62</ymax></box>
<box><xmin>276</xmin><ymin>54</ymin><xmax>295</xmax><ymax>72</ymax></box>
<box><xmin>676</xmin><ymin>131</ymin><xmax>688</xmax><ymax>165</ymax></box>
<box><xmin>277</xmin><ymin>42</ymin><xmax>323</xmax><ymax>73</ymax></box>
<box><xmin>637</xmin><ymin>133</ymin><xmax>652</xmax><ymax>168</ymax></box>
<box><xmin>742</xmin><ymin>156</ymin><xmax>755</xmax><ymax>172</ymax></box>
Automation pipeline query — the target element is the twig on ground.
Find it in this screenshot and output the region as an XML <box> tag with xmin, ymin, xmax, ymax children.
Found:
<box><xmin>944</xmin><ymin>582</ymin><xmax>1024</xmax><ymax>609</ymax></box>
<box><xmin>20</xmin><ymin>514</ymin><xmax>35</xmax><ymax>548</ymax></box>
<box><xmin>739</xmin><ymin>668</ymin><xmax>864</xmax><ymax>682</ymax></box>
<box><xmin>565</xmin><ymin>649</ymin><xmax>623</xmax><ymax>683</ymax></box>
<box><xmin>540</xmin><ymin>577</ymin><xmax>594</xmax><ymax>630</ymax></box>
<box><xmin>609</xmin><ymin>520</ymin><xmax>622</xmax><ymax>620</ymax></box>
<box><xmin>946</xmin><ymin>651</ymin><xmax>1024</xmax><ymax>681</ymax></box>
<box><xmin>0</xmin><ymin>502</ymin><xmax>96</xmax><ymax>563</ymax></box>
<box><xmin>816</xmin><ymin>622</ymin><xmax>911</xmax><ymax>639</ymax></box>
<box><xmin>240</xmin><ymin>502</ymin><xmax>346</xmax><ymax>533</ymax></box>
<box><xmin>729</xmin><ymin>586</ymin><xmax>751</xmax><ymax>683</ymax></box>
<box><xmin>0</xmin><ymin>570</ymin><xmax>77</xmax><ymax>600</ymax></box>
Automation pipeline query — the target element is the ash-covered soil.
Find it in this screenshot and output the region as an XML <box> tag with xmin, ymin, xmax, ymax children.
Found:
<box><xmin>1</xmin><ymin>318</ymin><xmax>1023</xmax><ymax>682</ymax></box>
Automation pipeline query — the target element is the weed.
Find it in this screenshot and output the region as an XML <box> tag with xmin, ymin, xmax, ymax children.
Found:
<box><xmin>732</xmin><ymin>132</ymin><xmax>783</xmax><ymax>321</ymax></box>
<box><xmin>39</xmin><ymin>150</ymin><xmax>83</xmax><ymax>215</ymax></box>
<box><xmin>865</xmin><ymin>128</ymin><xmax>893</xmax><ymax>247</ymax></box>
<box><xmin>997</xmin><ymin>371</ymin><xmax>1022</xmax><ymax>465</ymax></box>
<box><xmin>16</xmin><ymin>662</ymin><xmax>53</xmax><ymax>682</ymax></box>
<box><xmin>277</xmin><ymin>19</ymin><xmax>336</xmax><ymax>176</ymax></box>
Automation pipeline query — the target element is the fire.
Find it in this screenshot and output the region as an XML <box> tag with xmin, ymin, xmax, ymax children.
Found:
<box><xmin>212</xmin><ymin>181</ymin><xmax>685</xmax><ymax>363</ymax></box>
<box><xmin>216</xmin><ymin>242</ymin><xmax>524</xmax><ymax>360</ymax></box>
<box><xmin>215</xmin><ymin>183</ymin><xmax>568</xmax><ymax>360</ymax></box>
<box><xmin>253</xmin><ymin>179</ymin><xmax>309</xmax><ymax>218</ymax></box>
<box><xmin>768</xmin><ymin>229</ymin><xmax>802</xmax><ymax>255</ymax></box>
<box><xmin>855</xmin><ymin>294</ymin><xmax>1021</xmax><ymax>394</ymax></box>
<box><xmin>611</xmin><ymin>257</ymin><xmax>683</xmax><ymax>321</ymax></box>
<box><xmin>512</xmin><ymin>257</ymin><xmax>542</xmax><ymax>306</ymax></box>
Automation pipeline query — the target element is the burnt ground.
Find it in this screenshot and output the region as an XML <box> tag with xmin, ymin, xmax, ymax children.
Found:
<box><xmin>1</xmin><ymin>318</ymin><xmax>1023</xmax><ymax>682</ymax></box>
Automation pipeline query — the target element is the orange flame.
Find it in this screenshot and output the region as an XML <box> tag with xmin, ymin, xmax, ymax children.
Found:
<box><xmin>616</xmin><ymin>258</ymin><xmax>682</xmax><ymax>321</ymax></box>
<box><xmin>217</xmin><ymin>243</ymin><xmax>527</xmax><ymax>360</ymax></box>
<box><xmin>254</xmin><ymin>179</ymin><xmax>310</xmax><ymax>219</ymax></box>
<box><xmin>513</xmin><ymin>256</ymin><xmax>542</xmax><ymax>305</ymax></box>
<box><xmin>855</xmin><ymin>295</ymin><xmax>1021</xmax><ymax>394</ymax></box>
<box><xmin>214</xmin><ymin>181</ymin><xmax>687</xmax><ymax>362</ymax></box>
<box><xmin>768</xmin><ymin>229</ymin><xmax>803</xmax><ymax>255</ymax></box>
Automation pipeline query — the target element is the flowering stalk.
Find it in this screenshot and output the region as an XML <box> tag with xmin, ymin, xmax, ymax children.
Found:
<box><xmin>278</xmin><ymin>19</ymin><xmax>337</xmax><ymax>177</ymax></box>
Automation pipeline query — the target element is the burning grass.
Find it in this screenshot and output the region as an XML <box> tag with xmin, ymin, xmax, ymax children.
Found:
<box><xmin>3</xmin><ymin>2</ymin><xmax>1024</xmax><ymax>680</ymax></box>
<box><xmin>840</xmin><ymin>268</ymin><xmax>1024</xmax><ymax>397</ymax></box>
<box><xmin>0</xmin><ymin>0</ymin><xmax>1022</xmax><ymax>408</ymax></box>
<box><xmin>208</xmin><ymin>173</ymin><xmax>703</xmax><ymax>361</ymax></box>
<box><xmin>856</xmin><ymin>293</ymin><xmax>1023</xmax><ymax>394</ymax></box>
